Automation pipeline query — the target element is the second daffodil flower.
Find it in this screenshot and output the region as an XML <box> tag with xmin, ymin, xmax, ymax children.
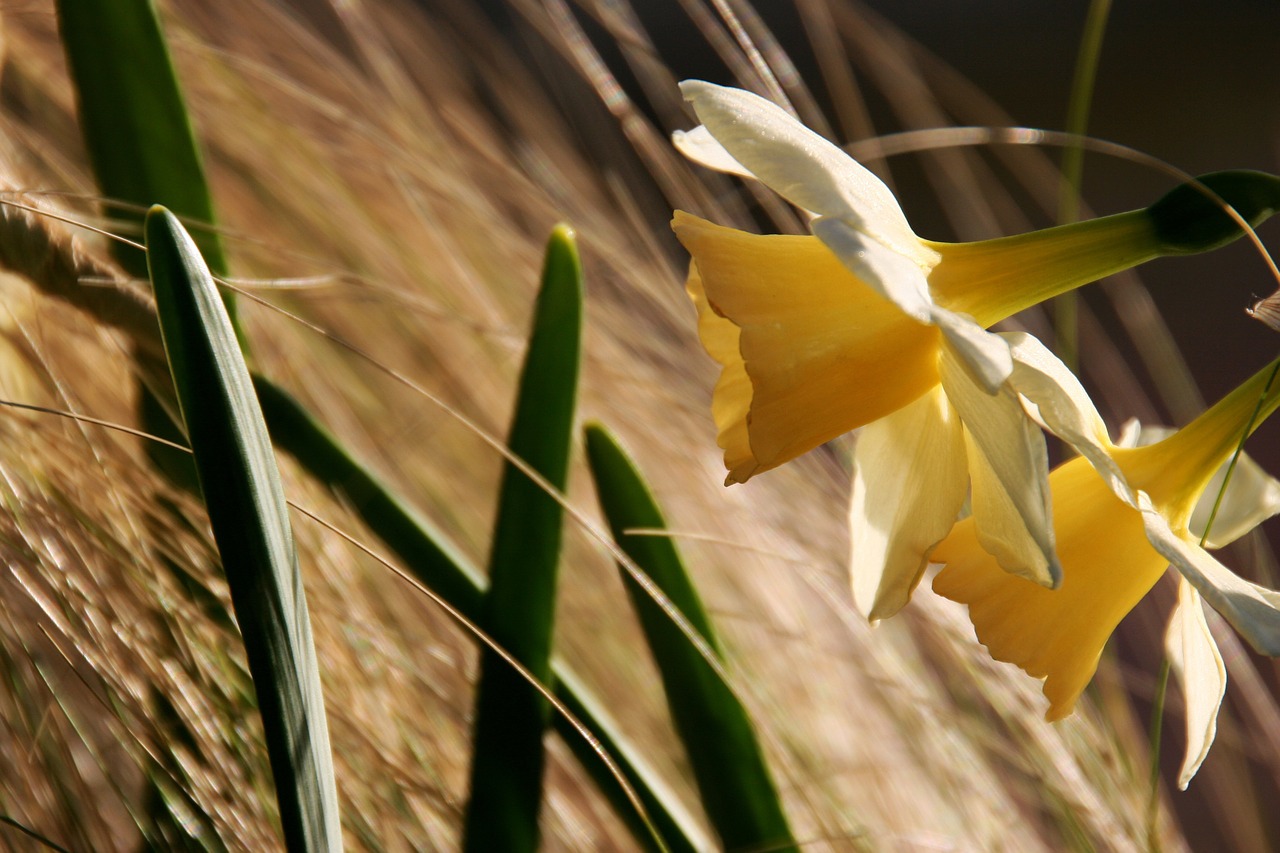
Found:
<box><xmin>672</xmin><ymin>80</ymin><xmax>1271</xmax><ymax>620</ymax></box>
<box><xmin>932</xmin><ymin>340</ymin><xmax>1280</xmax><ymax>787</ymax></box>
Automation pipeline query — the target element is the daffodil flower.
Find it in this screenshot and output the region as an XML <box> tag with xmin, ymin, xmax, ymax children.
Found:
<box><xmin>673</xmin><ymin>79</ymin><xmax>1280</xmax><ymax>620</ymax></box>
<box><xmin>932</xmin><ymin>337</ymin><xmax>1280</xmax><ymax>786</ymax></box>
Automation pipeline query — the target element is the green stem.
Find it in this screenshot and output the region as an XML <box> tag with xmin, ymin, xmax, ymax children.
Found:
<box><xmin>1058</xmin><ymin>0</ymin><xmax>1113</xmax><ymax>227</ymax></box>
<box><xmin>1056</xmin><ymin>0</ymin><xmax>1113</xmax><ymax>372</ymax></box>
<box><xmin>1146</xmin><ymin>657</ymin><xmax>1171</xmax><ymax>853</ymax></box>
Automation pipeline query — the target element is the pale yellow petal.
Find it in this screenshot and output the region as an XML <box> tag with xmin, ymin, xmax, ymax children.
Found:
<box><xmin>939</xmin><ymin>341</ymin><xmax>1057</xmax><ymax>588</ymax></box>
<box><xmin>1115</xmin><ymin>418</ymin><xmax>1145</xmax><ymax>449</ymax></box>
<box><xmin>1165</xmin><ymin>578</ymin><xmax>1225</xmax><ymax>789</ymax></box>
<box><xmin>1140</xmin><ymin>494</ymin><xmax>1280</xmax><ymax>656</ymax></box>
<box><xmin>850</xmin><ymin>386</ymin><xmax>968</xmax><ymax>620</ymax></box>
<box><xmin>679</xmin><ymin>80</ymin><xmax>931</xmax><ymax>264</ymax></box>
<box><xmin>1189</xmin><ymin>449</ymin><xmax>1280</xmax><ymax>548</ymax></box>
<box><xmin>674</xmin><ymin>211</ymin><xmax>940</xmax><ymax>480</ymax></box>
<box><xmin>673</xmin><ymin>126</ymin><xmax>755</xmax><ymax>179</ymax></box>
<box><xmin>930</xmin><ymin>307</ymin><xmax>1013</xmax><ymax>394</ymax></box>
<box><xmin>1004</xmin><ymin>331</ymin><xmax>1131</xmax><ymax>504</ymax></box>
<box><xmin>933</xmin><ymin>457</ymin><xmax>1170</xmax><ymax>720</ymax></box>
<box><xmin>810</xmin><ymin>216</ymin><xmax>936</xmax><ymax>324</ymax></box>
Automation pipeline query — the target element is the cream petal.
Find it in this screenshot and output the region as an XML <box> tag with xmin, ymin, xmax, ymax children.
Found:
<box><xmin>679</xmin><ymin>80</ymin><xmax>930</xmax><ymax>263</ymax></box>
<box><xmin>1189</xmin><ymin>449</ymin><xmax>1280</xmax><ymax>549</ymax></box>
<box><xmin>1003</xmin><ymin>331</ymin><xmax>1133</xmax><ymax>505</ymax></box>
<box><xmin>1116</xmin><ymin>417</ymin><xmax>1144</xmax><ymax>448</ymax></box>
<box><xmin>673</xmin><ymin>126</ymin><xmax>756</xmax><ymax>179</ymax></box>
<box><xmin>810</xmin><ymin>216</ymin><xmax>1013</xmax><ymax>394</ymax></box>
<box><xmin>1141</xmin><ymin>493</ymin><xmax>1280</xmax><ymax>656</ymax></box>
<box><xmin>939</xmin><ymin>342</ymin><xmax>1058</xmax><ymax>588</ymax></box>
<box><xmin>929</xmin><ymin>307</ymin><xmax>1013</xmax><ymax>393</ymax></box>
<box><xmin>810</xmin><ymin>215</ymin><xmax>933</xmax><ymax>319</ymax></box>
<box><xmin>850</xmin><ymin>386</ymin><xmax>968</xmax><ymax>621</ymax></box>
<box><xmin>1165</xmin><ymin>578</ymin><xmax>1226</xmax><ymax>789</ymax></box>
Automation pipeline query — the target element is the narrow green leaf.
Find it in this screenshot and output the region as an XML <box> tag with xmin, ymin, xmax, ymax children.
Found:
<box><xmin>145</xmin><ymin>207</ymin><xmax>340</xmax><ymax>852</ymax></box>
<box><xmin>584</xmin><ymin>423</ymin><xmax>796</xmax><ymax>852</ymax></box>
<box><xmin>554</xmin><ymin>667</ymin><xmax>706</xmax><ymax>853</ymax></box>
<box><xmin>58</xmin><ymin>0</ymin><xmax>241</xmax><ymax>493</ymax></box>
<box><xmin>57</xmin><ymin>0</ymin><xmax>229</xmax><ymax>282</ymax></box>
<box><xmin>253</xmin><ymin>376</ymin><xmax>486</xmax><ymax>619</ymax></box>
<box><xmin>255</xmin><ymin>376</ymin><xmax>707</xmax><ymax>853</ymax></box>
<box><xmin>462</xmin><ymin>225</ymin><xmax>582</xmax><ymax>853</ymax></box>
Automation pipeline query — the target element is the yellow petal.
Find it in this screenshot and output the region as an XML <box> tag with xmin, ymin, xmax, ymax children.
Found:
<box><xmin>684</xmin><ymin>261</ymin><xmax>754</xmax><ymax>483</ymax></box>
<box><xmin>674</xmin><ymin>211</ymin><xmax>940</xmax><ymax>481</ymax></box>
<box><xmin>1114</xmin><ymin>419</ymin><xmax>1280</xmax><ymax>549</ymax></box>
<box><xmin>850</xmin><ymin>386</ymin><xmax>968</xmax><ymax>620</ymax></box>
<box><xmin>1165</xmin><ymin>578</ymin><xmax>1225</xmax><ymax>789</ymax></box>
<box><xmin>1125</xmin><ymin>355</ymin><xmax>1280</xmax><ymax>512</ymax></box>
<box><xmin>932</xmin><ymin>456</ymin><xmax>1170</xmax><ymax>720</ymax></box>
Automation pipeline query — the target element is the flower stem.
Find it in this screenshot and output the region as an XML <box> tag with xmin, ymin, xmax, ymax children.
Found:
<box><xmin>1056</xmin><ymin>0</ymin><xmax>1113</xmax><ymax>372</ymax></box>
<box><xmin>1146</xmin><ymin>656</ymin><xmax>1171</xmax><ymax>853</ymax></box>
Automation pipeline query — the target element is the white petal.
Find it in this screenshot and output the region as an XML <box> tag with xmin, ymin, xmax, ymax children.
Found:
<box><xmin>679</xmin><ymin>80</ymin><xmax>929</xmax><ymax>263</ymax></box>
<box><xmin>673</xmin><ymin>126</ymin><xmax>756</xmax><ymax>179</ymax></box>
<box><xmin>939</xmin><ymin>342</ymin><xmax>1058</xmax><ymax>588</ymax></box>
<box><xmin>1165</xmin><ymin>578</ymin><xmax>1226</xmax><ymax>789</ymax></box>
<box><xmin>850</xmin><ymin>386</ymin><xmax>968</xmax><ymax>621</ymax></box>
<box><xmin>1004</xmin><ymin>332</ymin><xmax>1134</xmax><ymax>506</ymax></box>
<box><xmin>1141</xmin><ymin>493</ymin><xmax>1280</xmax><ymax>656</ymax></box>
<box><xmin>1116</xmin><ymin>417</ymin><xmax>1145</xmax><ymax>448</ymax></box>
<box><xmin>930</xmin><ymin>307</ymin><xmax>1013</xmax><ymax>393</ymax></box>
<box><xmin>810</xmin><ymin>215</ymin><xmax>934</xmax><ymax>322</ymax></box>
<box><xmin>1190</xmin><ymin>449</ymin><xmax>1280</xmax><ymax>549</ymax></box>
<box><xmin>810</xmin><ymin>216</ymin><xmax>1013</xmax><ymax>395</ymax></box>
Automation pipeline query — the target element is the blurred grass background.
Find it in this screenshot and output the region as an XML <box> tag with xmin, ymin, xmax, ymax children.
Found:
<box><xmin>0</xmin><ymin>0</ymin><xmax>1277</xmax><ymax>849</ymax></box>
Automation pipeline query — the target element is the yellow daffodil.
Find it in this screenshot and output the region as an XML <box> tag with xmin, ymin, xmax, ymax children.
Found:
<box><xmin>671</xmin><ymin>80</ymin><xmax>1274</xmax><ymax>620</ymax></box>
<box><xmin>933</xmin><ymin>338</ymin><xmax>1280</xmax><ymax>786</ymax></box>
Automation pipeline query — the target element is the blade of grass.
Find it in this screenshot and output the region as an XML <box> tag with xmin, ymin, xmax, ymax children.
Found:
<box><xmin>254</xmin><ymin>376</ymin><xmax>707</xmax><ymax>853</ymax></box>
<box><xmin>583</xmin><ymin>423</ymin><xmax>795</xmax><ymax>853</ymax></box>
<box><xmin>145</xmin><ymin>206</ymin><xmax>340</xmax><ymax>852</ymax></box>
<box><xmin>462</xmin><ymin>225</ymin><xmax>582</xmax><ymax>852</ymax></box>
